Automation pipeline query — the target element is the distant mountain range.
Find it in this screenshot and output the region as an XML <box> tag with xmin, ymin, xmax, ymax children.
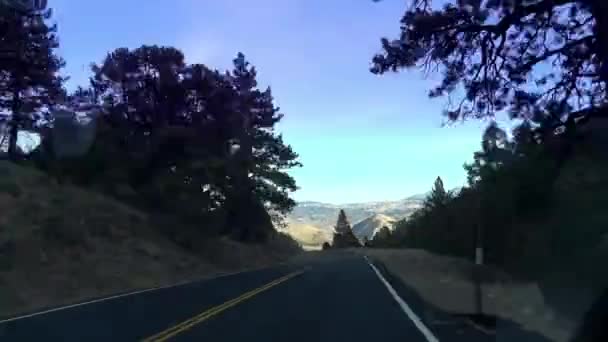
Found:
<box><xmin>284</xmin><ymin>195</ymin><xmax>425</xmax><ymax>248</ymax></box>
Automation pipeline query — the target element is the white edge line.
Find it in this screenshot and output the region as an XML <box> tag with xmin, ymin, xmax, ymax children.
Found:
<box><xmin>363</xmin><ymin>255</ymin><xmax>440</xmax><ymax>342</ymax></box>
<box><xmin>0</xmin><ymin>262</ymin><xmax>287</xmax><ymax>324</ymax></box>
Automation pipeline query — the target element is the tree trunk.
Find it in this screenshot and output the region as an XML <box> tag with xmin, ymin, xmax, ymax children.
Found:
<box><xmin>7</xmin><ymin>120</ymin><xmax>19</xmax><ymax>160</ymax></box>
<box><xmin>7</xmin><ymin>89</ymin><xmax>21</xmax><ymax>161</ymax></box>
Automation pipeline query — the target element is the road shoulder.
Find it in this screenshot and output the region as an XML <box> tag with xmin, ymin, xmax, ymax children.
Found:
<box><xmin>365</xmin><ymin>254</ymin><xmax>552</xmax><ymax>342</ymax></box>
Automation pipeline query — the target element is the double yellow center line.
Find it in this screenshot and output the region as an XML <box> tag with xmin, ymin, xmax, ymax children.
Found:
<box><xmin>142</xmin><ymin>270</ymin><xmax>304</xmax><ymax>342</ymax></box>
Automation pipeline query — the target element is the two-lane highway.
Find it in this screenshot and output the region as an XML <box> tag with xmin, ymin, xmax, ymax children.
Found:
<box><xmin>0</xmin><ymin>253</ymin><xmax>498</xmax><ymax>341</ymax></box>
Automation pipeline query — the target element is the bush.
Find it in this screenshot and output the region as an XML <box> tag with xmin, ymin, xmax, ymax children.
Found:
<box><xmin>322</xmin><ymin>242</ymin><xmax>331</xmax><ymax>250</ymax></box>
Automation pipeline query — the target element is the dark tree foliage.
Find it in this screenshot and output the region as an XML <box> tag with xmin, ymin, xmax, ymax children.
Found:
<box><xmin>29</xmin><ymin>45</ymin><xmax>300</xmax><ymax>242</ymax></box>
<box><xmin>223</xmin><ymin>53</ymin><xmax>301</xmax><ymax>241</ymax></box>
<box><xmin>332</xmin><ymin>230</ymin><xmax>361</xmax><ymax>248</ymax></box>
<box><xmin>372</xmin><ymin>0</ymin><xmax>608</xmax><ymax>124</ymax></box>
<box><xmin>322</xmin><ymin>241</ymin><xmax>331</xmax><ymax>250</ymax></box>
<box><xmin>373</xmin><ymin>116</ymin><xmax>605</xmax><ymax>276</ymax></box>
<box><xmin>424</xmin><ymin>176</ymin><xmax>452</xmax><ymax>210</ymax></box>
<box><xmin>0</xmin><ymin>3</ymin><xmax>64</xmax><ymax>160</ymax></box>
<box><xmin>331</xmin><ymin>209</ymin><xmax>361</xmax><ymax>248</ymax></box>
<box><xmin>464</xmin><ymin>122</ymin><xmax>516</xmax><ymax>185</ymax></box>
<box><xmin>372</xmin><ymin>226</ymin><xmax>391</xmax><ymax>244</ymax></box>
<box><xmin>90</xmin><ymin>46</ymin><xmax>188</xmax><ymax>165</ymax></box>
<box><xmin>335</xmin><ymin>209</ymin><xmax>351</xmax><ymax>234</ymax></box>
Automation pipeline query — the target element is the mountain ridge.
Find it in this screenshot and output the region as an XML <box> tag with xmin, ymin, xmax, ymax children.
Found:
<box><xmin>284</xmin><ymin>195</ymin><xmax>425</xmax><ymax>247</ymax></box>
<box><xmin>351</xmin><ymin>213</ymin><xmax>397</xmax><ymax>241</ymax></box>
<box><xmin>295</xmin><ymin>193</ymin><xmax>428</xmax><ymax>207</ymax></box>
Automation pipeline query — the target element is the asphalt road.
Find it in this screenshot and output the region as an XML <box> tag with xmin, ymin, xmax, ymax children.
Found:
<box><xmin>0</xmin><ymin>254</ymin><xmax>544</xmax><ymax>341</ymax></box>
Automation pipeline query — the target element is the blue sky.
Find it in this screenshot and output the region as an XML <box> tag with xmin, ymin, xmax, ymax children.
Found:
<box><xmin>51</xmin><ymin>0</ymin><xmax>494</xmax><ymax>204</ymax></box>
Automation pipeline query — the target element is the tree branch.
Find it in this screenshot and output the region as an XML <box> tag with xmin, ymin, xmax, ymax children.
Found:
<box><xmin>514</xmin><ymin>35</ymin><xmax>594</xmax><ymax>74</ymax></box>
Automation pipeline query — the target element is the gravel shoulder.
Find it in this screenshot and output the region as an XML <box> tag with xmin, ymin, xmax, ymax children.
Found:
<box><xmin>357</xmin><ymin>248</ymin><xmax>588</xmax><ymax>342</ymax></box>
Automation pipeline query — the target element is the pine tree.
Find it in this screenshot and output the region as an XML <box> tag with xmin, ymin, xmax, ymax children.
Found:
<box><xmin>372</xmin><ymin>0</ymin><xmax>608</xmax><ymax>125</ymax></box>
<box><xmin>424</xmin><ymin>177</ymin><xmax>451</xmax><ymax>210</ymax></box>
<box><xmin>88</xmin><ymin>46</ymin><xmax>247</xmax><ymax>227</ymax></box>
<box><xmin>335</xmin><ymin>209</ymin><xmax>351</xmax><ymax>234</ymax></box>
<box><xmin>90</xmin><ymin>45</ymin><xmax>187</xmax><ymax>153</ymax></box>
<box><xmin>0</xmin><ymin>3</ymin><xmax>65</xmax><ymax>160</ymax></box>
<box><xmin>224</xmin><ymin>53</ymin><xmax>301</xmax><ymax>241</ymax></box>
<box><xmin>332</xmin><ymin>209</ymin><xmax>361</xmax><ymax>248</ymax></box>
<box><xmin>464</xmin><ymin>122</ymin><xmax>515</xmax><ymax>185</ymax></box>
<box><xmin>372</xmin><ymin>226</ymin><xmax>392</xmax><ymax>246</ymax></box>
<box><xmin>512</xmin><ymin>121</ymin><xmax>537</xmax><ymax>158</ymax></box>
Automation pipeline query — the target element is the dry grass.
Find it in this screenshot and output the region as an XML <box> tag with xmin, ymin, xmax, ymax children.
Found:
<box><xmin>281</xmin><ymin>221</ymin><xmax>331</xmax><ymax>248</ymax></box>
<box><xmin>359</xmin><ymin>248</ymin><xmax>588</xmax><ymax>342</ymax></box>
<box><xmin>0</xmin><ymin>161</ymin><xmax>299</xmax><ymax>319</ymax></box>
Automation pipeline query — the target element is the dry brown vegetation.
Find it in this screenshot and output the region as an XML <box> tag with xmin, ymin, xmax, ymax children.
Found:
<box><xmin>360</xmin><ymin>248</ymin><xmax>597</xmax><ymax>342</ymax></box>
<box><xmin>0</xmin><ymin>162</ymin><xmax>300</xmax><ymax>319</ymax></box>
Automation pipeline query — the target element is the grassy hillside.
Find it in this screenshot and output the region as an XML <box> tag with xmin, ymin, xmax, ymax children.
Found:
<box><xmin>288</xmin><ymin>198</ymin><xmax>422</xmax><ymax>232</ymax></box>
<box><xmin>351</xmin><ymin>213</ymin><xmax>396</xmax><ymax>240</ymax></box>
<box><xmin>0</xmin><ymin>161</ymin><xmax>300</xmax><ymax>318</ymax></box>
<box><xmin>281</xmin><ymin>221</ymin><xmax>331</xmax><ymax>250</ymax></box>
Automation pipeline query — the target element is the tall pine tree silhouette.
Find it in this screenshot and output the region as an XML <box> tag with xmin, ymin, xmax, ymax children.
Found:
<box><xmin>0</xmin><ymin>3</ymin><xmax>64</xmax><ymax>160</ymax></box>
<box><xmin>424</xmin><ymin>177</ymin><xmax>451</xmax><ymax>211</ymax></box>
<box><xmin>332</xmin><ymin>209</ymin><xmax>361</xmax><ymax>248</ymax></box>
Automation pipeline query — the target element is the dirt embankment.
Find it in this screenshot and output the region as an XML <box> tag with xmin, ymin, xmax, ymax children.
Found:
<box><xmin>359</xmin><ymin>248</ymin><xmax>600</xmax><ymax>342</ymax></box>
<box><xmin>0</xmin><ymin>162</ymin><xmax>300</xmax><ymax>319</ymax></box>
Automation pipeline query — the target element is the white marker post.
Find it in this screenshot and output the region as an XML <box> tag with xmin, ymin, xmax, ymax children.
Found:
<box><xmin>475</xmin><ymin>246</ymin><xmax>484</xmax><ymax>265</ymax></box>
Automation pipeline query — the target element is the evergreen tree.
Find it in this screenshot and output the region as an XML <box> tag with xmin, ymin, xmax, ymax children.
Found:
<box><xmin>335</xmin><ymin>209</ymin><xmax>351</xmax><ymax>234</ymax></box>
<box><xmin>371</xmin><ymin>226</ymin><xmax>392</xmax><ymax>247</ymax></box>
<box><xmin>0</xmin><ymin>2</ymin><xmax>65</xmax><ymax>160</ymax></box>
<box><xmin>512</xmin><ymin>120</ymin><xmax>537</xmax><ymax>158</ymax></box>
<box><xmin>424</xmin><ymin>176</ymin><xmax>451</xmax><ymax>210</ymax></box>
<box><xmin>464</xmin><ymin>122</ymin><xmax>514</xmax><ymax>186</ymax></box>
<box><xmin>372</xmin><ymin>0</ymin><xmax>608</xmax><ymax>125</ymax></box>
<box><xmin>224</xmin><ymin>53</ymin><xmax>301</xmax><ymax>241</ymax></box>
<box><xmin>29</xmin><ymin>45</ymin><xmax>301</xmax><ymax>243</ymax></box>
<box><xmin>89</xmin><ymin>46</ymin><xmax>197</xmax><ymax>195</ymax></box>
<box><xmin>331</xmin><ymin>209</ymin><xmax>361</xmax><ymax>248</ymax></box>
<box><xmin>90</xmin><ymin>45</ymin><xmax>187</xmax><ymax>159</ymax></box>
